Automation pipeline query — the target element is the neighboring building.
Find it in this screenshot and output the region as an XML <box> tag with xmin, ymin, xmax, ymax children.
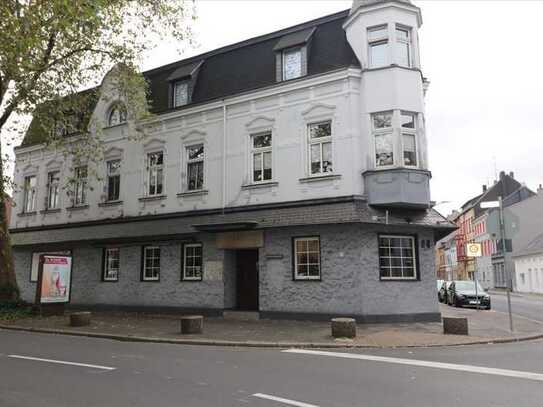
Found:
<box><xmin>435</xmin><ymin>240</ymin><xmax>447</xmax><ymax>280</ymax></box>
<box><xmin>9</xmin><ymin>1</ymin><xmax>454</xmax><ymax>322</ymax></box>
<box><xmin>453</xmin><ymin>171</ymin><xmax>535</xmax><ymax>288</ymax></box>
<box><xmin>514</xmin><ymin>232</ymin><xmax>543</xmax><ymax>294</ymax></box>
<box><xmin>441</xmin><ymin>230</ymin><xmax>458</xmax><ymax>280</ymax></box>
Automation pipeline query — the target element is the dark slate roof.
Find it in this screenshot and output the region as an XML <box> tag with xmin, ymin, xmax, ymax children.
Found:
<box><xmin>514</xmin><ymin>232</ymin><xmax>543</xmax><ymax>258</ymax></box>
<box><xmin>20</xmin><ymin>9</ymin><xmax>357</xmax><ymax>147</ymax></box>
<box><xmin>10</xmin><ymin>197</ymin><xmax>456</xmax><ymax>247</ymax></box>
<box><xmin>273</xmin><ymin>27</ymin><xmax>316</xmax><ymax>51</ymax></box>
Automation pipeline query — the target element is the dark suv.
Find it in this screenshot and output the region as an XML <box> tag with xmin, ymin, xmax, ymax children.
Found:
<box><xmin>447</xmin><ymin>280</ymin><xmax>491</xmax><ymax>309</ymax></box>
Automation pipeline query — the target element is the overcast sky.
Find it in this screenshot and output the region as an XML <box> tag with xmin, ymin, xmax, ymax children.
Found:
<box><xmin>7</xmin><ymin>1</ymin><xmax>543</xmax><ymax>215</ymax></box>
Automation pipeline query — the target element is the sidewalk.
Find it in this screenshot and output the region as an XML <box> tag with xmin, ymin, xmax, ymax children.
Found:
<box><xmin>1</xmin><ymin>304</ymin><xmax>542</xmax><ymax>348</ymax></box>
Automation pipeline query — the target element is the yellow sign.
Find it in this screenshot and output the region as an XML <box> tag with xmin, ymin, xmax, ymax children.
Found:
<box><xmin>466</xmin><ymin>243</ymin><xmax>482</xmax><ymax>258</ymax></box>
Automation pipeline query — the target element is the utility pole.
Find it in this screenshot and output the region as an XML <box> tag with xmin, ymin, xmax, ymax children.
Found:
<box><xmin>498</xmin><ymin>196</ymin><xmax>514</xmax><ymax>332</ymax></box>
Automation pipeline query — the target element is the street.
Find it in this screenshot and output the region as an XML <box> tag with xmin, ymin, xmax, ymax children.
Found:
<box><xmin>491</xmin><ymin>292</ymin><xmax>543</xmax><ymax>323</ymax></box>
<box><xmin>1</xmin><ymin>329</ymin><xmax>543</xmax><ymax>407</ymax></box>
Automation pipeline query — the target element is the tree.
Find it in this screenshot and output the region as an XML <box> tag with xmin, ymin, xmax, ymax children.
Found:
<box><xmin>0</xmin><ymin>0</ymin><xmax>196</xmax><ymax>300</ymax></box>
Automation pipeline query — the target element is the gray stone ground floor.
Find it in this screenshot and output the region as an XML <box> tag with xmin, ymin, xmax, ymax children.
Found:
<box><xmin>13</xmin><ymin>223</ymin><xmax>439</xmax><ymax>323</ymax></box>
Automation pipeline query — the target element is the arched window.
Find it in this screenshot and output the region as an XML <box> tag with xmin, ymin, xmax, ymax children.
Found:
<box><xmin>108</xmin><ymin>104</ymin><xmax>127</xmax><ymax>127</ymax></box>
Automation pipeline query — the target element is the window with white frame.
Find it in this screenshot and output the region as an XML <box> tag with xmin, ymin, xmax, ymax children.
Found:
<box><xmin>372</xmin><ymin>111</ymin><xmax>394</xmax><ymax>167</ymax></box>
<box><xmin>186</xmin><ymin>144</ymin><xmax>204</xmax><ymax>191</ymax></box>
<box><xmin>173</xmin><ymin>81</ymin><xmax>189</xmax><ymax>107</ymax></box>
<box><xmin>73</xmin><ymin>166</ymin><xmax>87</xmax><ymax>206</ymax></box>
<box><xmin>293</xmin><ymin>236</ymin><xmax>321</xmax><ymax>280</ymax></box>
<box><xmin>395</xmin><ymin>25</ymin><xmax>411</xmax><ymax>67</ymax></box>
<box><xmin>23</xmin><ymin>175</ymin><xmax>37</xmax><ymax>213</ymax></box>
<box><xmin>401</xmin><ymin>111</ymin><xmax>417</xmax><ymax>166</ymax></box>
<box><xmin>182</xmin><ymin>243</ymin><xmax>203</xmax><ymax>280</ymax></box>
<box><xmin>142</xmin><ymin>246</ymin><xmax>160</xmax><ymax>281</ymax></box>
<box><xmin>282</xmin><ymin>48</ymin><xmax>302</xmax><ymax>80</ymax></box>
<box><xmin>308</xmin><ymin>121</ymin><xmax>332</xmax><ymax>175</ymax></box>
<box><xmin>146</xmin><ymin>151</ymin><xmax>164</xmax><ymax>196</ymax></box>
<box><xmin>251</xmin><ymin>132</ymin><xmax>272</xmax><ymax>183</ymax></box>
<box><xmin>106</xmin><ymin>159</ymin><xmax>121</xmax><ymax>201</ymax></box>
<box><xmin>108</xmin><ymin>104</ymin><xmax>127</xmax><ymax>127</ymax></box>
<box><xmin>379</xmin><ymin>235</ymin><xmax>417</xmax><ymax>280</ymax></box>
<box><xmin>368</xmin><ymin>25</ymin><xmax>388</xmax><ymax>68</ymax></box>
<box><xmin>103</xmin><ymin>248</ymin><xmax>120</xmax><ymax>281</ymax></box>
<box><xmin>46</xmin><ymin>171</ymin><xmax>60</xmax><ymax>210</ymax></box>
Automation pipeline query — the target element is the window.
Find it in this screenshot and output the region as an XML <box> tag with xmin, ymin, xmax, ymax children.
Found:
<box><xmin>182</xmin><ymin>243</ymin><xmax>203</xmax><ymax>281</ymax></box>
<box><xmin>108</xmin><ymin>104</ymin><xmax>127</xmax><ymax>127</ymax></box>
<box><xmin>396</xmin><ymin>26</ymin><xmax>411</xmax><ymax>67</ymax></box>
<box><xmin>372</xmin><ymin>111</ymin><xmax>394</xmax><ymax>167</ymax></box>
<box><xmin>73</xmin><ymin>166</ymin><xmax>88</xmax><ymax>205</ymax></box>
<box><xmin>46</xmin><ymin>171</ymin><xmax>60</xmax><ymax>210</ymax></box>
<box><xmin>103</xmin><ymin>248</ymin><xmax>120</xmax><ymax>281</ymax></box>
<box><xmin>282</xmin><ymin>48</ymin><xmax>302</xmax><ymax>80</ymax></box>
<box><xmin>401</xmin><ymin>111</ymin><xmax>417</xmax><ymax>167</ymax></box>
<box><xmin>293</xmin><ymin>237</ymin><xmax>321</xmax><ymax>280</ymax></box>
<box><xmin>106</xmin><ymin>159</ymin><xmax>121</xmax><ymax>201</ymax></box>
<box><xmin>146</xmin><ymin>152</ymin><xmax>164</xmax><ymax>196</ymax></box>
<box><xmin>186</xmin><ymin>144</ymin><xmax>204</xmax><ymax>191</ymax></box>
<box><xmin>142</xmin><ymin>246</ymin><xmax>160</xmax><ymax>281</ymax></box>
<box><xmin>23</xmin><ymin>175</ymin><xmax>37</xmax><ymax>213</ymax></box>
<box><xmin>251</xmin><ymin>132</ymin><xmax>272</xmax><ymax>183</ymax></box>
<box><xmin>368</xmin><ymin>25</ymin><xmax>388</xmax><ymax>68</ymax></box>
<box><xmin>379</xmin><ymin>235</ymin><xmax>417</xmax><ymax>280</ymax></box>
<box><xmin>308</xmin><ymin>121</ymin><xmax>332</xmax><ymax>175</ymax></box>
<box><xmin>173</xmin><ymin>81</ymin><xmax>189</xmax><ymax>107</ymax></box>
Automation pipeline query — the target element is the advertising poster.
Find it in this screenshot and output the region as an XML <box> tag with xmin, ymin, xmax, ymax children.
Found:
<box><xmin>40</xmin><ymin>255</ymin><xmax>73</xmax><ymax>304</ymax></box>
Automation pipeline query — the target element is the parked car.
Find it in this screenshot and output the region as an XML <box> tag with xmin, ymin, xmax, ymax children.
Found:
<box><xmin>437</xmin><ymin>279</ymin><xmax>444</xmax><ymax>299</ymax></box>
<box><xmin>438</xmin><ymin>281</ymin><xmax>452</xmax><ymax>303</ymax></box>
<box><xmin>447</xmin><ymin>280</ymin><xmax>491</xmax><ymax>309</ymax></box>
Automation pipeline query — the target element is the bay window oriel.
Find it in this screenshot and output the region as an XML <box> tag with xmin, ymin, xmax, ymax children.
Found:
<box><xmin>368</xmin><ymin>25</ymin><xmax>389</xmax><ymax>68</ymax></box>
<box><xmin>367</xmin><ymin>23</ymin><xmax>415</xmax><ymax>68</ymax></box>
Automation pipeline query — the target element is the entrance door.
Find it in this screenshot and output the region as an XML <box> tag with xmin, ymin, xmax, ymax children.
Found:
<box><xmin>236</xmin><ymin>250</ymin><xmax>259</xmax><ymax>310</ymax></box>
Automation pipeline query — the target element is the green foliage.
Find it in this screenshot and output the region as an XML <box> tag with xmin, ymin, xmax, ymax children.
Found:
<box><xmin>0</xmin><ymin>300</ymin><xmax>32</xmax><ymax>322</ymax></box>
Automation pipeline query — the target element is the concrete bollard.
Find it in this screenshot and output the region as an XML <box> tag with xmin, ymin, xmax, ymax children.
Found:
<box><xmin>331</xmin><ymin>317</ymin><xmax>356</xmax><ymax>338</ymax></box>
<box><xmin>180</xmin><ymin>315</ymin><xmax>204</xmax><ymax>334</ymax></box>
<box><xmin>443</xmin><ymin>316</ymin><xmax>468</xmax><ymax>335</ymax></box>
<box><xmin>70</xmin><ymin>311</ymin><xmax>92</xmax><ymax>327</ymax></box>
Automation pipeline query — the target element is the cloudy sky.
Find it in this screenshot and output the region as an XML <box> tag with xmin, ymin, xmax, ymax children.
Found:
<box><xmin>7</xmin><ymin>1</ymin><xmax>543</xmax><ymax>215</ymax></box>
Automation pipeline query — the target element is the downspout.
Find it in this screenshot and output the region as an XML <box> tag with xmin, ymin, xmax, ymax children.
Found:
<box><xmin>222</xmin><ymin>101</ymin><xmax>227</xmax><ymax>214</ymax></box>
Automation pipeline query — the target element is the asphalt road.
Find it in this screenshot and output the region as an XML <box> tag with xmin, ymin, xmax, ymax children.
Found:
<box><xmin>491</xmin><ymin>291</ymin><xmax>543</xmax><ymax>323</ymax></box>
<box><xmin>1</xmin><ymin>329</ymin><xmax>543</xmax><ymax>407</ymax></box>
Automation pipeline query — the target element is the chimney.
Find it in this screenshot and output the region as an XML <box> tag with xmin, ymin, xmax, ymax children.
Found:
<box><xmin>499</xmin><ymin>171</ymin><xmax>506</xmax><ymax>180</ymax></box>
<box><xmin>509</xmin><ymin>171</ymin><xmax>514</xmax><ymax>179</ymax></box>
<box><xmin>538</xmin><ymin>184</ymin><xmax>543</xmax><ymax>195</ymax></box>
<box><xmin>482</xmin><ymin>185</ymin><xmax>487</xmax><ymax>193</ymax></box>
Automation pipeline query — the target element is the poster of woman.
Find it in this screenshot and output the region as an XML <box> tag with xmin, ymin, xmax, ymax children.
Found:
<box><xmin>40</xmin><ymin>255</ymin><xmax>72</xmax><ymax>304</ymax></box>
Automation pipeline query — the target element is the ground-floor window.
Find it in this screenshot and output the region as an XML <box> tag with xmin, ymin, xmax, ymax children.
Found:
<box><xmin>379</xmin><ymin>235</ymin><xmax>417</xmax><ymax>280</ymax></box>
<box><xmin>142</xmin><ymin>246</ymin><xmax>160</xmax><ymax>281</ymax></box>
<box><xmin>293</xmin><ymin>236</ymin><xmax>321</xmax><ymax>280</ymax></box>
<box><xmin>102</xmin><ymin>248</ymin><xmax>120</xmax><ymax>281</ymax></box>
<box><xmin>182</xmin><ymin>243</ymin><xmax>203</xmax><ymax>281</ymax></box>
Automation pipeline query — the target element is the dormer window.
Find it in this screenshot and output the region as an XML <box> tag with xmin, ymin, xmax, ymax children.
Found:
<box><xmin>173</xmin><ymin>81</ymin><xmax>189</xmax><ymax>108</ymax></box>
<box><xmin>282</xmin><ymin>48</ymin><xmax>302</xmax><ymax>81</ymax></box>
<box><xmin>108</xmin><ymin>104</ymin><xmax>127</xmax><ymax>127</ymax></box>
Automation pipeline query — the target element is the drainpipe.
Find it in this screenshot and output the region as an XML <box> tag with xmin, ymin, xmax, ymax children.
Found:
<box><xmin>222</xmin><ymin>101</ymin><xmax>227</xmax><ymax>214</ymax></box>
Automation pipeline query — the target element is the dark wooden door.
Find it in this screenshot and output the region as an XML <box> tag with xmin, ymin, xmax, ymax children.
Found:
<box><xmin>236</xmin><ymin>250</ymin><xmax>259</xmax><ymax>310</ymax></box>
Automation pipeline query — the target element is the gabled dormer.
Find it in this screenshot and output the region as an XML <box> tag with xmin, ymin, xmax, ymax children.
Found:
<box><xmin>167</xmin><ymin>59</ymin><xmax>204</xmax><ymax>108</ymax></box>
<box><xmin>273</xmin><ymin>27</ymin><xmax>316</xmax><ymax>82</ymax></box>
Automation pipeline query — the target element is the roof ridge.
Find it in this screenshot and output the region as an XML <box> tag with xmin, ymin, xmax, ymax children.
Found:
<box><xmin>143</xmin><ymin>9</ymin><xmax>350</xmax><ymax>76</ymax></box>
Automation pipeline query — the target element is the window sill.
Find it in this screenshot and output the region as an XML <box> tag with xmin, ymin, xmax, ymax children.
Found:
<box><xmin>17</xmin><ymin>211</ymin><xmax>38</xmax><ymax>217</ymax></box>
<box><xmin>98</xmin><ymin>200</ymin><xmax>123</xmax><ymax>207</ymax></box>
<box><xmin>141</xmin><ymin>279</ymin><xmax>160</xmax><ymax>283</ymax></box>
<box><xmin>380</xmin><ymin>278</ymin><xmax>418</xmax><ymax>282</ymax></box>
<box><xmin>181</xmin><ymin>277</ymin><xmax>203</xmax><ymax>282</ymax></box>
<box><xmin>139</xmin><ymin>195</ymin><xmax>167</xmax><ymax>202</ymax></box>
<box><xmin>40</xmin><ymin>208</ymin><xmax>61</xmax><ymax>214</ymax></box>
<box><xmin>241</xmin><ymin>181</ymin><xmax>278</xmax><ymax>190</ymax></box>
<box><xmin>293</xmin><ymin>277</ymin><xmax>322</xmax><ymax>282</ymax></box>
<box><xmin>177</xmin><ymin>189</ymin><xmax>208</xmax><ymax>198</ymax></box>
<box><xmin>299</xmin><ymin>174</ymin><xmax>341</xmax><ymax>183</ymax></box>
<box><xmin>101</xmin><ymin>279</ymin><xmax>118</xmax><ymax>283</ymax></box>
<box><xmin>66</xmin><ymin>205</ymin><xmax>89</xmax><ymax>211</ymax></box>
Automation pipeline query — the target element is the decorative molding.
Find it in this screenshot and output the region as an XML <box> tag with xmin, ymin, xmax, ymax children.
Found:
<box><xmin>181</xmin><ymin>129</ymin><xmax>206</xmax><ymax>141</ymax></box>
<box><xmin>142</xmin><ymin>137</ymin><xmax>166</xmax><ymax>151</ymax></box>
<box><xmin>245</xmin><ymin>115</ymin><xmax>276</xmax><ymax>130</ymax></box>
<box><xmin>104</xmin><ymin>146</ymin><xmax>124</xmax><ymax>159</ymax></box>
<box><xmin>44</xmin><ymin>159</ymin><xmax>62</xmax><ymax>170</ymax></box>
<box><xmin>301</xmin><ymin>102</ymin><xmax>336</xmax><ymax>118</ymax></box>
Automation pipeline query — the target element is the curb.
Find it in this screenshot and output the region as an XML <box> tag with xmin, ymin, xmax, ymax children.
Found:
<box><xmin>2</xmin><ymin>324</ymin><xmax>543</xmax><ymax>349</ymax></box>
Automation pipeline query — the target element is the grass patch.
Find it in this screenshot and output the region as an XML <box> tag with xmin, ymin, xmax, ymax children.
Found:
<box><xmin>0</xmin><ymin>301</ymin><xmax>33</xmax><ymax>322</ymax></box>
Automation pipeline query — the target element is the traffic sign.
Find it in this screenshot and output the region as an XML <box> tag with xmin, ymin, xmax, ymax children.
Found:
<box><xmin>466</xmin><ymin>243</ymin><xmax>482</xmax><ymax>257</ymax></box>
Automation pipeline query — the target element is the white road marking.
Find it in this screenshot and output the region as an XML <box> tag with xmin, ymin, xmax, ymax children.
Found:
<box><xmin>7</xmin><ymin>355</ymin><xmax>116</xmax><ymax>371</ymax></box>
<box><xmin>283</xmin><ymin>349</ymin><xmax>543</xmax><ymax>383</ymax></box>
<box><xmin>252</xmin><ymin>393</ymin><xmax>320</xmax><ymax>407</ymax></box>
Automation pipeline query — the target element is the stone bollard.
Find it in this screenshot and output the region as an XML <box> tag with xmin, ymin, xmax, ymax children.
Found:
<box><xmin>180</xmin><ymin>315</ymin><xmax>204</xmax><ymax>334</ymax></box>
<box><xmin>443</xmin><ymin>316</ymin><xmax>468</xmax><ymax>335</ymax></box>
<box><xmin>70</xmin><ymin>311</ymin><xmax>92</xmax><ymax>327</ymax></box>
<box><xmin>331</xmin><ymin>317</ymin><xmax>356</xmax><ymax>338</ymax></box>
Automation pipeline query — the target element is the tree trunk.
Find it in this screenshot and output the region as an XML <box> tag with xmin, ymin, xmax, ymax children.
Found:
<box><xmin>0</xmin><ymin>135</ymin><xmax>18</xmax><ymax>302</ymax></box>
